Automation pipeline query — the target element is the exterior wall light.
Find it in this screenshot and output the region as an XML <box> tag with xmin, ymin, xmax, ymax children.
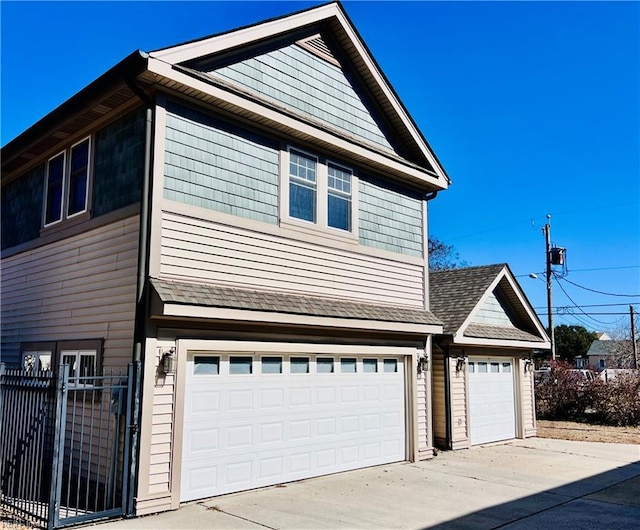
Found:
<box><xmin>417</xmin><ymin>355</ymin><xmax>429</xmax><ymax>374</ymax></box>
<box><xmin>524</xmin><ymin>359</ymin><xmax>534</xmax><ymax>373</ymax></box>
<box><xmin>161</xmin><ymin>348</ymin><xmax>177</xmax><ymax>375</ymax></box>
<box><xmin>455</xmin><ymin>356</ymin><xmax>466</xmax><ymax>373</ymax></box>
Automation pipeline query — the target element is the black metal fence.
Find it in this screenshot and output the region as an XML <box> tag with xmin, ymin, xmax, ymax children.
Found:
<box><xmin>0</xmin><ymin>363</ymin><xmax>140</xmax><ymax>529</ymax></box>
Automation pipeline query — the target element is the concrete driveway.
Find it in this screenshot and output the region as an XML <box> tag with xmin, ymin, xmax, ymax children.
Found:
<box><xmin>93</xmin><ymin>438</ymin><xmax>640</xmax><ymax>529</ymax></box>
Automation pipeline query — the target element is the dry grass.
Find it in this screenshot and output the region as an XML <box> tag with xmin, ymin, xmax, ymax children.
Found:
<box><xmin>537</xmin><ymin>420</ymin><xmax>640</xmax><ymax>444</ymax></box>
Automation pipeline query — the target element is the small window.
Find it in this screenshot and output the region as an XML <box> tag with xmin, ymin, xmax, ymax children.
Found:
<box><xmin>45</xmin><ymin>152</ymin><xmax>66</xmax><ymax>225</ymax></box>
<box><xmin>327</xmin><ymin>163</ymin><xmax>352</xmax><ymax>231</ymax></box>
<box><xmin>289</xmin><ymin>150</ymin><xmax>317</xmax><ymax>223</ymax></box>
<box><xmin>290</xmin><ymin>357</ymin><xmax>309</xmax><ymax>374</ymax></box>
<box><xmin>598</xmin><ymin>359</ymin><xmax>605</xmax><ymax>369</ymax></box>
<box><xmin>61</xmin><ymin>350</ymin><xmax>97</xmax><ymax>386</ymax></box>
<box><xmin>478</xmin><ymin>362</ymin><xmax>488</xmax><ymax>373</ymax></box>
<box><xmin>468</xmin><ymin>362</ymin><xmax>475</xmax><ymax>373</ymax></box>
<box><xmin>317</xmin><ymin>358</ymin><xmax>334</xmax><ymax>374</ymax></box>
<box><xmin>194</xmin><ymin>356</ymin><xmax>219</xmax><ymax>375</ymax></box>
<box><xmin>23</xmin><ymin>351</ymin><xmax>53</xmax><ymax>372</ymax></box>
<box><xmin>340</xmin><ymin>358</ymin><xmax>357</xmax><ymax>373</ymax></box>
<box><xmin>502</xmin><ymin>363</ymin><xmax>511</xmax><ymax>373</ymax></box>
<box><xmin>67</xmin><ymin>138</ymin><xmax>90</xmax><ymax>217</ymax></box>
<box><xmin>230</xmin><ymin>356</ymin><xmax>253</xmax><ymax>375</ymax></box>
<box><xmin>383</xmin><ymin>359</ymin><xmax>398</xmax><ymax>373</ymax></box>
<box><xmin>491</xmin><ymin>362</ymin><xmax>500</xmax><ymax>373</ymax></box>
<box><xmin>261</xmin><ymin>357</ymin><xmax>282</xmax><ymax>374</ymax></box>
<box><xmin>363</xmin><ymin>359</ymin><xmax>377</xmax><ymax>373</ymax></box>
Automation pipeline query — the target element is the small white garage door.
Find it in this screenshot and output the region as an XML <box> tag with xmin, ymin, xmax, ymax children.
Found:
<box><xmin>181</xmin><ymin>353</ymin><xmax>406</xmax><ymax>502</ymax></box>
<box><xmin>468</xmin><ymin>358</ymin><xmax>516</xmax><ymax>445</ymax></box>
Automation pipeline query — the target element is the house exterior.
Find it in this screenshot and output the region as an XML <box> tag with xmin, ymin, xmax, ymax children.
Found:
<box><xmin>429</xmin><ymin>265</ymin><xmax>550</xmax><ymax>450</ymax></box>
<box><xmin>586</xmin><ymin>339</ymin><xmax>638</xmax><ymax>370</ymax></box>
<box><xmin>1</xmin><ymin>3</ymin><xmax>451</xmax><ymax>516</ymax></box>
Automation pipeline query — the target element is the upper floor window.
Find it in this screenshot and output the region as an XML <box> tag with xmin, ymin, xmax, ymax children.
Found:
<box><xmin>285</xmin><ymin>147</ymin><xmax>356</xmax><ymax>236</ymax></box>
<box><xmin>44</xmin><ymin>137</ymin><xmax>91</xmax><ymax>226</ymax></box>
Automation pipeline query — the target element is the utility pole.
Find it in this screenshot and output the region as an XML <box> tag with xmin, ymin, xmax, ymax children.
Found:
<box><xmin>544</xmin><ymin>215</ymin><xmax>556</xmax><ymax>361</ymax></box>
<box><xmin>631</xmin><ymin>305</ymin><xmax>638</xmax><ymax>369</ymax></box>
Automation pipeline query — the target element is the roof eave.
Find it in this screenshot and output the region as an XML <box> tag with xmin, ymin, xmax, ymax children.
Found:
<box><xmin>1</xmin><ymin>50</ymin><xmax>149</xmax><ymax>176</ymax></box>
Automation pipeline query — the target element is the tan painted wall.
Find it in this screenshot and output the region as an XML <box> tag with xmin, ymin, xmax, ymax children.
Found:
<box><xmin>159</xmin><ymin>209</ymin><xmax>425</xmax><ymax>308</ymax></box>
<box><xmin>1</xmin><ymin>215</ymin><xmax>139</xmax><ymax>370</ymax></box>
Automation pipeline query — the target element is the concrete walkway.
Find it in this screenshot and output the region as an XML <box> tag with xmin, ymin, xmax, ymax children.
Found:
<box><xmin>92</xmin><ymin>438</ymin><xmax>640</xmax><ymax>529</ymax></box>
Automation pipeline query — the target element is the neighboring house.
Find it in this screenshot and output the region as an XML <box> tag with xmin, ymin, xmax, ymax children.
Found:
<box><xmin>429</xmin><ymin>265</ymin><xmax>550</xmax><ymax>450</ymax></box>
<box><xmin>1</xmin><ymin>3</ymin><xmax>451</xmax><ymax>516</ymax></box>
<box><xmin>587</xmin><ymin>339</ymin><xmax>638</xmax><ymax>370</ymax></box>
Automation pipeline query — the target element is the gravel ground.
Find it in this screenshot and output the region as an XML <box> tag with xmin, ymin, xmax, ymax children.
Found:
<box><xmin>537</xmin><ymin>419</ymin><xmax>640</xmax><ymax>444</ymax></box>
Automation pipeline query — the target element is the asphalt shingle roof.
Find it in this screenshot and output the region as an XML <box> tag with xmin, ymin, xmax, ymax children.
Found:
<box><xmin>151</xmin><ymin>279</ymin><xmax>442</xmax><ymax>326</ymax></box>
<box><xmin>430</xmin><ymin>264</ymin><xmax>506</xmax><ymax>335</ymax></box>
<box><xmin>430</xmin><ymin>264</ymin><xmax>545</xmax><ymax>343</ymax></box>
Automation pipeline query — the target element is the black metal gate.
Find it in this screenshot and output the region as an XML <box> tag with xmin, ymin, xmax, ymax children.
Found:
<box><xmin>0</xmin><ymin>362</ymin><xmax>140</xmax><ymax>529</ymax></box>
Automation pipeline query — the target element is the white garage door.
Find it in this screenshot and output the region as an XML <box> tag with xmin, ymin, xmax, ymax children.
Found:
<box><xmin>181</xmin><ymin>353</ymin><xmax>406</xmax><ymax>502</ymax></box>
<box><xmin>468</xmin><ymin>358</ymin><xmax>516</xmax><ymax>445</ymax></box>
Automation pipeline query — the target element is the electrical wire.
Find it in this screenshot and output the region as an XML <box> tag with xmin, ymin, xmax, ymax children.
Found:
<box><xmin>559</xmin><ymin>277</ymin><xmax>640</xmax><ymax>298</ymax></box>
<box><xmin>553</xmin><ymin>277</ymin><xmax>613</xmax><ymax>325</ymax></box>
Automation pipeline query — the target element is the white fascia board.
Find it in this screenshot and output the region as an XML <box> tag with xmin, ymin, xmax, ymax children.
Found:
<box><xmin>150</xmin><ymin>4</ymin><xmax>340</xmax><ymax>63</ymax></box>
<box><xmin>500</xmin><ymin>272</ymin><xmax>550</xmax><ymax>340</ymax></box>
<box><xmin>158</xmin><ymin>302</ymin><xmax>444</xmax><ymax>335</ymax></box>
<box><xmin>452</xmin><ymin>334</ymin><xmax>550</xmax><ymax>350</ymax></box>
<box><xmin>147</xmin><ymin>58</ymin><xmax>445</xmax><ymax>189</ymax></box>
<box><xmin>332</xmin><ymin>9</ymin><xmax>447</xmax><ymax>182</ymax></box>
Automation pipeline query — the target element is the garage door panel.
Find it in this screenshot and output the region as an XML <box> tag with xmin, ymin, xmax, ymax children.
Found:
<box><xmin>468</xmin><ymin>357</ymin><xmax>516</xmax><ymax>445</ymax></box>
<box><xmin>181</xmin><ymin>353</ymin><xmax>406</xmax><ymax>501</ymax></box>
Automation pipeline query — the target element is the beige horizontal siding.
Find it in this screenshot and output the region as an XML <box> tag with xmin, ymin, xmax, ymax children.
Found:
<box><xmin>431</xmin><ymin>352</ymin><xmax>447</xmax><ymax>446</ymax></box>
<box><xmin>450</xmin><ymin>366</ymin><xmax>468</xmax><ymax>443</ymax></box>
<box><xmin>160</xmin><ymin>211</ymin><xmax>425</xmax><ymax>307</ymax></box>
<box><xmin>521</xmin><ymin>365</ymin><xmax>536</xmax><ymax>437</ymax></box>
<box><xmin>0</xmin><ymin>215</ymin><xmax>139</xmax><ymax>369</ymax></box>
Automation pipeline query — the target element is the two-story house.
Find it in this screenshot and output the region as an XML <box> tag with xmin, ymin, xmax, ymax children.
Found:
<box><xmin>1</xmin><ymin>3</ymin><xmax>450</xmax><ymax>516</ymax></box>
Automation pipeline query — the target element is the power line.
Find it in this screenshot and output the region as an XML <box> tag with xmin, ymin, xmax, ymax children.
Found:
<box><xmin>534</xmin><ymin>302</ymin><xmax>639</xmax><ymax>309</ymax></box>
<box><xmin>553</xmin><ymin>277</ymin><xmax>612</xmax><ymax>325</ymax></box>
<box><xmin>516</xmin><ymin>265</ymin><xmax>639</xmax><ymax>278</ymax></box>
<box><xmin>559</xmin><ymin>277</ymin><xmax>640</xmax><ymax>298</ymax></box>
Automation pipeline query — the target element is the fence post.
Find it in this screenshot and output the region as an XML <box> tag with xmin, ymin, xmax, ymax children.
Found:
<box><xmin>126</xmin><ymin>361</ymin><xmax>141</xmax><ymax>517</ymax></box>
<box><xmin>47</xmin><ymin>365</ymin><xmax>69</xmax><ymax>530</ymax></box>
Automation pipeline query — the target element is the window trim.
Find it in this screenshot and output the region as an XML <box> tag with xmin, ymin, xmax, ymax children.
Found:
<box><xmin>42</xmin><ymin>135</ymin><xmax>92</xmax><ymax>229</ymax></box>
<box><xmin>281</xmin><ymin>146</ymin><xmax>359</xmax><ymax>241</ymax></box>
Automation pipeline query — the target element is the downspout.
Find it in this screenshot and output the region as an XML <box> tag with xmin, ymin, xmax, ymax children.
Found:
<box><xmin>127</xmin><ymin>75</ymin><xmax>154</xmax><ymax>517</ymax></box>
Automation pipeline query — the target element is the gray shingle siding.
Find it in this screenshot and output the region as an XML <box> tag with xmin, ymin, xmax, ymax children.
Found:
<box><xmin>359</xmin><ymin>177</ymin><xmax>423</xmax><ymax>256</ymax></box>
<box><xmin>164</xmin><ymin>103</ymin><xmax>280</xmax><ymax>224</ymax></box>
<box><xmin>212</xmin><ymin>43</ymin><xmax>395</xmax><ymax>152</ymax></box>
<box><xmin>1</xmin><ymin>164</ymin><xmax>44</xmax><ymax>250</ymax></box>
<box><xmin>93</xmin><ymin>107</ymin><xmax>146</xmax><ymax>217</ymax></box>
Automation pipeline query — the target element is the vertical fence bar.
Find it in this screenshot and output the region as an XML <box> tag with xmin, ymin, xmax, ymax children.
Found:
<box><xmin>48</xmin><ymin>365</ymin><xmax>69</xmax><ymax>530</ymax></box>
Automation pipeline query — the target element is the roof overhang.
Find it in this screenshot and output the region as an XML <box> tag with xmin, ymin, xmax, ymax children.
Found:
<box><xmin>150</xmin><ymin>278</ymin><xmax>443</xmax><ymax>335</ymax></box>
<box><xmin>2</xmin><ymin>51</ymin><xmax>151</xmax><ymax>180</ymax></box>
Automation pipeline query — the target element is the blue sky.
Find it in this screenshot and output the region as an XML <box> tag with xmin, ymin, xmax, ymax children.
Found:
<box><xmin>2</xmin><ymin>1</ymin><xmax>639</xmax><ymax>334</ymax></box>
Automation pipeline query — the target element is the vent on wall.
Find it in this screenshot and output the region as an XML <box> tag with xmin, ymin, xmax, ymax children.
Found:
<box><xmin>296</xmin><ymin>34</ymin><xmax>340</xmax><ymax>67</ymax></box>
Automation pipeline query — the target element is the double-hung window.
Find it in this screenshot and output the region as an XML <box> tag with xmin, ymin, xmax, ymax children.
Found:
<box><xmin>44</xmin><ymin>137</ymin><xmax>91</xmax><ymax>227</ymax></box>
<box><xmin>289</xmin><ymin>149</ymin><xmax>317</xmax><ymax>223</ymax></box>
<box><xmin>327</xmin><ymin>162</ymin><xmax>352</xmax><ymax>231</ymax></box>
<box><xmin>285</xmin><ymin>147</ymin><xmax>356</xmax><ymax>236</ymax></box>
